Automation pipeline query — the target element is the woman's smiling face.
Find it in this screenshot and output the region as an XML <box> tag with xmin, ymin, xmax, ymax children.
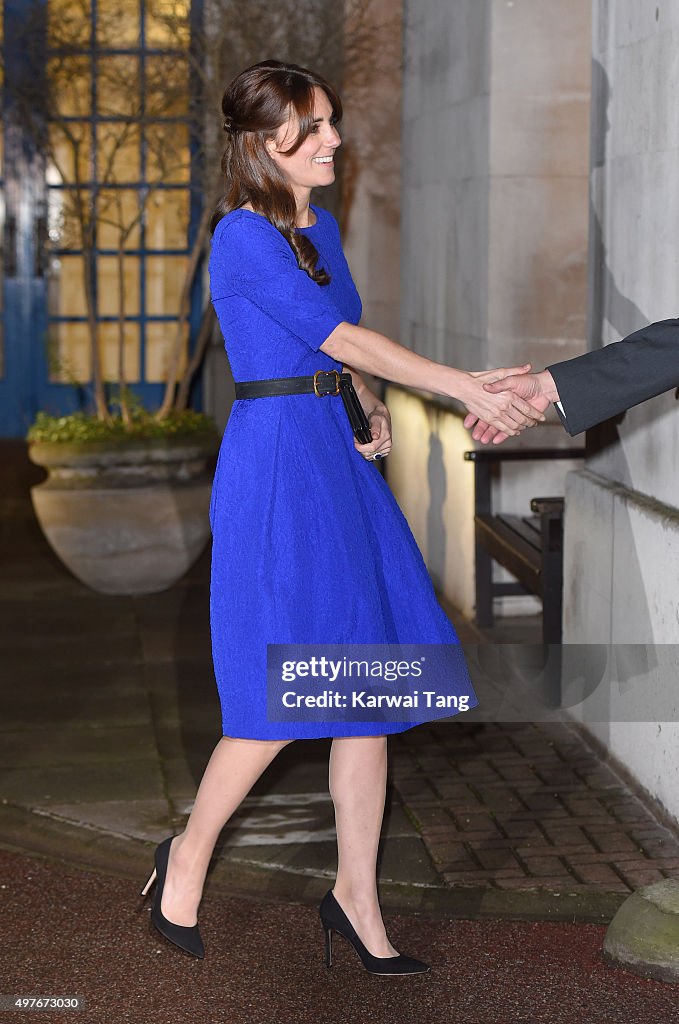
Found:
<box><xmin>265</xmin><ymin>86</ymin><xmax>341</xmax><ymax>197</ymax></box>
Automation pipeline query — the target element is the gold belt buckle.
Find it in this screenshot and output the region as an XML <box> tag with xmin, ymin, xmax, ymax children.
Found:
<box><xmin>313</xmin><ymin>369</ymin><xmax>341</xmax><ymax>397</ymax></box>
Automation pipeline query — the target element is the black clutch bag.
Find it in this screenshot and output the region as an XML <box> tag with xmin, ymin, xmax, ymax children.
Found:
<box><xmin>339</xmin><ymin>376</ymin><xmax>373</xmax><ymax>444</ymax></box>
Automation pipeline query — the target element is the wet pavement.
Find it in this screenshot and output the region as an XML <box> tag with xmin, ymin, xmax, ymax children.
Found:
<box><xmin>3</xmin><ymin>846</ymin><xmax>679</xmax><ymax>1024</ymax></box>
<box><xmin>3</xmin><ymin>439</ymin><xmax>679</xmax><ymax>1022</ymax></box>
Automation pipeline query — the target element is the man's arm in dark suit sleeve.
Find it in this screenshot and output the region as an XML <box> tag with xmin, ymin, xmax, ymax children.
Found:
<box><xmin>546</xmin><ymin>318</ymin><xmax>679</xmax><ymax>436</ymax></box>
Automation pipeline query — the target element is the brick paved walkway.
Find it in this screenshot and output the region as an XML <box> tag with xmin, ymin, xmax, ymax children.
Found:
<box><xmin>393</xmin><ymin>720</ymin><xmax>679</xmax><ymax>895</ymax></box>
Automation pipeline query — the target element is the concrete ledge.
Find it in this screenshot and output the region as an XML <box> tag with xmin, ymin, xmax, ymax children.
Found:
<box><xmin>0</xmin><ymin>800</ymin><xmax>626</xmax><ymax>925</ymax></box>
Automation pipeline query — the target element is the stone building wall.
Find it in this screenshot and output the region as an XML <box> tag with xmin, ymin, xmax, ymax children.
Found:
<box><xmin>391</xmin><ymin>0</ymin><xmax>591</xmax><ymax>616</ymax></box>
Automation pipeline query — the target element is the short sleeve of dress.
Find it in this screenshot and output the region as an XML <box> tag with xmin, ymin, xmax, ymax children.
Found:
<box><xmin>209</xmin><ymin>213</ymin><xmax>347</xmax><ymax>352</ymax></box>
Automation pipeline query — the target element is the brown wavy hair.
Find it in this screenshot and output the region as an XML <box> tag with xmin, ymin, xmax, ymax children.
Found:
<box><xmin>211</xmin><ymin>60</ymin><xmax>343</xmax><ymax>286</ymax></box>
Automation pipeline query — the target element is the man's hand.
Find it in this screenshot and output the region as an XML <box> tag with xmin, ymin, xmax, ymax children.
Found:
<box><xmin>463</xmin><ymin>370</ymin><xmax>560</xmax><ymax>445</ymax></box>
<box><xmin>484</xmin><ymin>369</ymin><xmax>559</xmax><ymax>404</ymax></box>
<box><xmin>456</xmin><ymin>364</ymin><xmax>547</xmax><ymax>437</ymax></box>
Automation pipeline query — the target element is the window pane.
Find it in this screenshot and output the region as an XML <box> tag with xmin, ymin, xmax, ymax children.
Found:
<box><xmin>145</xmin><ymin>321</ymin><xmax>188</xmax><ymax>383</ymax></box>
<box><xmin>48</xmin><ymin>0</ymin><xmax>91</xmax><ymax>48</ymax></box>
<box><xmin>145</xmin><ymin>0</ymin><xmax>191</xmax><ymax>49</ymax></box>
<box><xmin>48</xmin><ymin>255</ymin><xmax>89</xmax><ymax>317</ymax></box>
<box><xmin>145</xmin><ymin>56</ymin><xmax>189</xmax><ymax>118</ymax></box>
<box><xmin>96</xmin><ymin>0</ymin><xmax>141</xmax><ymax>48</ymax></box>
<box><xmin>47</xmin><ymin>322</ymin><xmax>92</xmax><ymax>383</ymax></box>
<box><xmin>99</xmin><ymin>321</ymin><xmax>141</xmax><ymax>383</ymax></box>
<box><xmin>47</xmin><ymin>189</ymin><xmax>88</xmax><ymax>250</ymax></box>
<box><xmin>145</xmin><ymin>124</ymin><xmax>190</xmax><ymax>185</ymax></box>
<box><xmin>97</xmin><ymin>191</ymin><xmax>141</xmax><ymax>250</ymax></box>
<box><xmin>47</xmin><ymin>123</ymin><xmax>91</xmax><ymax>186</ymax></box>
<box><xmin>145</xmin><ymin>256</ymin><xmax>187</xmax><ymax>316</ymax></box>
<box><xmin>47</xmin><ymin>57</ymin><xmax>92</xmax><ymax>119</ymax></box>
<box><xmin>96</xmin><ymin>124</ymin><xmax>141</xmax><ymax>185</ymax></box>
<box><xmin>97</xmin><ymin>57</ymin><xmax>141</xmax><ymax>118</ymax></box>
<box><xmin>97</xmin><ymin>256</ymin><xmax>141</xmax><ymax>316</ymax></box>
<box><xmin>145</xmin><ymin>190</ymin><xmax>189</xmax><ymax>250</ymax></box>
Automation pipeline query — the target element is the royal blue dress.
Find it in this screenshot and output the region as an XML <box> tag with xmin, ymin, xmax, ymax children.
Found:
<box><xmin>208</xmin><ymin>203</ymin><xmax>476</xmax><ymax>739</ymax></box>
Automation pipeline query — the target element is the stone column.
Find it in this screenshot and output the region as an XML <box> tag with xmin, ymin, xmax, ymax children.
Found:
<box><xmin>393</xmin><ymin>0</ymin><xmax>591</xmax><ymax>616</ymax></box>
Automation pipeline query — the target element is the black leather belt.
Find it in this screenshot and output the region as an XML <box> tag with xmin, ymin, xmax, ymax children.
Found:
<box><xmin>234</xmin><ymin>369</ymin><xmax>376</xmax><ymax>447</ymax></box>
<box><xmin>235</xmin><ymin>369</ymin><xmax>348</xmax><ymax>399</ymax></box>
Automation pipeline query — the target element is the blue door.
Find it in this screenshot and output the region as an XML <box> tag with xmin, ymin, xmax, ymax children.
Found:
<box><xmin>1</xmin><ymin>1</ymin><xmax>42</xmax><ymax>436</ymax></box>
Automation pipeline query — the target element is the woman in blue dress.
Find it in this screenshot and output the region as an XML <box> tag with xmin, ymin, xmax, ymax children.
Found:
<box><xmin>140</xmin><ymin>60</ymin><xmax>543</xmax><ymax>974</ymax></box>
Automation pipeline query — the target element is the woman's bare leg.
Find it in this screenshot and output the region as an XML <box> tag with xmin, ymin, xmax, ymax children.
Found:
<box><xmin>159</xmin><ymin>735</ymin><xmax>293</xmax><ymax>926</ymax></box>
<box><xmin>329</xmin><ymin>735</ymin><xmax>399</xmax><ymax>957</ymax></box>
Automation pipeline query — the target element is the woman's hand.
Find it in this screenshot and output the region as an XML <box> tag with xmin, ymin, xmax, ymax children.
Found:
<box><xmin>463</xmin><ymin>369</ymin><xmax>555</xmax><ymax>444</ymax></box>
<box><xmin>456</xmin><ymin>364</ymin><xmax>546</xmax><ymax>436</ymax></box>
<box><xmin>341</xmin><ymin>364</ymin><xmax>393</xmax><ymax>461</ymax></box>
<box><xmin>355</xmin><ymin>403</ymin><xmax>392</xmax><ymax>461</ymax></box>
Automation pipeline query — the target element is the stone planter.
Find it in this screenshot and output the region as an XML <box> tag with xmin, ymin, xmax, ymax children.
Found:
<box><xmin>28</xmin><ymin>435</ymin><xmax>220</xmax><ymax>595</ymax></box>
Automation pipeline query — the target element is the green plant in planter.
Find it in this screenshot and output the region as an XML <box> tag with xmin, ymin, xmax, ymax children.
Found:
<box><xmin>27</xmin><ymin>406</ymin><xmax>220</xmax><ymax>446</ymax></box>
<box><xmin>26</xmin><ymin>394</ymin><xmax>221</xmax><ymax>596</ymax></box>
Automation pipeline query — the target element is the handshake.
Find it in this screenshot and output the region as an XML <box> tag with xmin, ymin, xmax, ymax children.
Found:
<box><xmin>461</xmin><ymin>365</ymin><xmax>560</xmax><ymax>446</ymax></box>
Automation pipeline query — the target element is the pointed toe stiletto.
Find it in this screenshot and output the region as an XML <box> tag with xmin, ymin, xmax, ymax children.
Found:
<box><xmin>319</xmin><ymin>890</ymin><xmax>430</xmax><ymax>976</ymax></box>
<box><xmin>140</xmin><ymin>835</ymin><xmax>205</xmax><ymax>959</ymax></box>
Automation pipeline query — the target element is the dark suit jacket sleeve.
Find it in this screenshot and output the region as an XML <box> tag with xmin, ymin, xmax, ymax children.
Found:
<box><xmin>546</xmin><ymin>318</ymin><xmax>679</xmax><ymax>436</ymax></box>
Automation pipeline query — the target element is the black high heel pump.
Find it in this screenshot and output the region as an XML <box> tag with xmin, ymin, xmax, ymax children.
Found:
<box><xmin>140</xmin><ymin>835</ymin><xmax>205</xmax><ymax>959</ymax></box>
<box><xmin>319</xmin><ymin>890</ymin><xmax>430</xmax><ymax>975</ymax></box>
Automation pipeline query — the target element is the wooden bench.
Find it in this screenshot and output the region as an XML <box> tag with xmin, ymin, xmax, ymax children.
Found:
<box><xmin>464</xmin><ymin>447</ymin><xmax>585</xmax><ymax>644</ymax></box>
